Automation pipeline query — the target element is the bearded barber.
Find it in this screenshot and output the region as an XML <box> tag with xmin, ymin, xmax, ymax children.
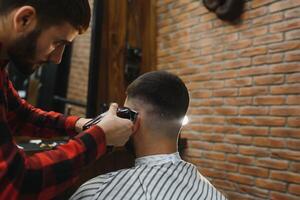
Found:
<box><xmin>0</xmin><ymin>0</ymin><xmax>133</xmax><ymax>199</ymax></box>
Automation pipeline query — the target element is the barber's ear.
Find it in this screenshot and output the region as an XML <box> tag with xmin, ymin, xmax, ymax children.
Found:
<box><xmin>132</xmin><ymin>116</ymin><xmax>141</xmax><ymax>134</ymax></box>
<box><xmin>13</xmin><ymin>6</ymin><xmax>37</xmax><ymax>33</ymax></box>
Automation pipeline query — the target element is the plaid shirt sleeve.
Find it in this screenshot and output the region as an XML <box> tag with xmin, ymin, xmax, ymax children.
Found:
<box><xmin>0</xmin><ymin>64</ymin><xmax>107</xmax><ymax>199</ymax></box>
<box><xmin>6</xmin><ymin>78</ymin><xmax>79</xmax><ymax>138</ymax></box>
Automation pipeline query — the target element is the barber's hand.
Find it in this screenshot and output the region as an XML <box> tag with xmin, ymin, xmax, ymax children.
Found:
<box><xmin>96</xmin><ymin>103</ymin><xmax>133</xmax><ymax>147</ymax></box>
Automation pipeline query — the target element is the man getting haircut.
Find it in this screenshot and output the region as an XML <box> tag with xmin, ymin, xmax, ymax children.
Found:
<box><xmin>71</xmin><ymin>71</ymin><xmax>227</xmax><ymax>200</ymax></box>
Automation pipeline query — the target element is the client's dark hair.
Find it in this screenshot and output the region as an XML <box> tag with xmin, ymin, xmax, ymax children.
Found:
<box><xmin>127</xmin><ymin>71</ymin><xmax>189</xmax><ymax>120</ymax></box>
<box><xmin>0</xmin><ymin>0</ymin><xmax>91</xmax><ymax>33</ymax></box>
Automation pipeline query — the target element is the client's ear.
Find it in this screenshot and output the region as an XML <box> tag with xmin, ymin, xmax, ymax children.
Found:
<box><xmin>132</xmin><ymin>116</ymin><xmax>141</xmax><ymax>134</ymax></box>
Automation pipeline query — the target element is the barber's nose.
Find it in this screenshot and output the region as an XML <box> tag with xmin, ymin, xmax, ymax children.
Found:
<box><xmin>49</xmin><ymin>45</ymin><xmax>65</xmax><ymax>64</ymax></box>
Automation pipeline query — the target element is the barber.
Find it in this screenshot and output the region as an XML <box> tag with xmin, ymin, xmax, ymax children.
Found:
<box><xmin>0</xmin><ymin>0</ymin><xmax>133</xmax><ymax>199</ymax></box>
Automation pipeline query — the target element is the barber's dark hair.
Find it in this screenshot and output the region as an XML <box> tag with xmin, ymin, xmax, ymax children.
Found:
<box><xmin>0</xmin><ymin>0</ymin><xmax>91</xmax><ymax>33</ymax></box>
<box><xmin>127</xmin><ymin>71</ymin><xmax>189</xmax><ymax>120</ymax></box>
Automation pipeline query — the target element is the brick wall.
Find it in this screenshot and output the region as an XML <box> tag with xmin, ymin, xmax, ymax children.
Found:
<box><xmin>66</xmin><ymin>0</ymin><xmax>94</xmax><ymax>117</ymax></box>
<box><xmin>157</xmin><ymin>0</ymin><xmax>300</xmax><ymax>199</ymax></box>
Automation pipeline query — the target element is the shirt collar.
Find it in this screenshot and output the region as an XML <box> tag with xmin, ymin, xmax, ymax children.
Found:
<box><xmin>135</xmin><ymin>152</ymin><xmax>182</xmax><ymax>167</ymax></box>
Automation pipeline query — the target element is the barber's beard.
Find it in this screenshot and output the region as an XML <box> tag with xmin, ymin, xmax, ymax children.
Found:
<box><xmin>7</xmin><ymin>28</ymin><xmax>42</xmax><ymax>76</ymax></box>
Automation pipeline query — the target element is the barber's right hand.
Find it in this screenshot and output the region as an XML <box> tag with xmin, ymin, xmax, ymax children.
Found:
<box><xmin>96</xmin><ymin>103</ymin><xmax>133</xmax><ymax>147</ymax></box>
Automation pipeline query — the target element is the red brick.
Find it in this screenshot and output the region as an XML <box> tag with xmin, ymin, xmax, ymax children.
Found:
<box><xmin>288</xmin><ymin>117</ymin><xmax>300</xmax><ymax>127</ymax></box>
<box><xmin>225</xmin><ymin>135</ymin><xmax>252</xmax><ymax>145</ymax></box>
<box><xmin>286</xmin><ymin>29</ymin><xmax>300</xmax><ymax>40</ymax></box>
<box><xmin>287</xmin><ymin>95</ymin><xmax>300</xmax><ymax>105</ymax></box>
<box><xmin>183</xmin><ymin>1</ymin><xmax>200</xmax><ymax>12</ymax></box>
<box><xmin>242</xmin><ymin>6</ymin><xmax>268</xmax><ymax>20</ymax></box>
<box><xmin>254</xmin><ymin>33</ymin><xmax>283</xmax><ymax>46</ymax></box>
<box><xmin>271</xmin><ymin>128</ymin><xmax>300</xmax><ymax>138</ymax></box>
<box><xmin>214</xmin><ymin>52</ymin><xmax>238</xmax><ymax>62</ymax></box>
<box><xmin>223</xmin><ymin>22</ymin><xmax>251</xmax><ymax>34</ymax></box>
<box><xmin>224</xmin><ymin>59</ymin><xmax>252</xmax><ymax>69</ymax></box>
<box><xmin>289</xmin><ymin>184</ymin><xmax>300</xmax><ymax>196</ymax></box>
<box><xmin>213</xmin><ymin>161</ymin><xmax>238</xmax><ymax>172</ymax></box>
<box><xmin>191</xmin><ymin>98</ymin><xmax>223</xmax><ymax>106</ymax></box>
<box><xmin>189</xmin><ymin>107</ymin><xmax>213</xmax><ymax>115</ymax></box>
<box><xmin>253</xmin><ymin>54</ymin><xmax>283</xmax><ymax>65</ymax></box>
<box><xmin>254</xmin><ymin>117</ymin><xmax>286</xmax><ymax>126</ymax></box>
<box><xmin>227</xmin><ymin>39</ymin><xmax>252</xmax><ymax>50</ymax></box>
<box><xmin>256</xmin><ymin>158</ymin><xmax>289</xmax><ymax>170</ymax></box>
<box><xmin>190</xmin><ymin>90</ymin><xmax>212</xmax><ymax>98</ymax></box>
<box><xmin>225</xmin><ymin>78</ymin><xmax>252</xmax><ymax>87</ymax></box>
<box><xmin>227</xmin><ymin>173</ymin><xmax>254</xmax><ymax>185</ymax></box>
<box><xmin>271</xmin><ymin>63</ymin><xmax>300</xmax><ymax>74</ymax></box>
<box><xmin>225</xmin><ymin>97</ymin><xmax>252</xmax><ymax>106</ymax></box>
<box><xmin>199</xmin><ymin>116</ymin><xmax>225</xmax><ymax>125</ymax></box>
<box><xmin>202</xmin><ymin>151</ymin><xmax>226</xmax><ymax>161</ymax></box>
<box><xmin>240</xmin><ymin>26</ymin><xmax>268</xmax><ymax>38</ymax></box>
<box><xmin>240</xmin><ymin>47</ymin><xmax>267</xmax><ymax>57</ymax></box>
<box><xmin>212</xmin><ymin>179</ymin><xmax>235</xmax><ymax>191</ymax></box>
<box><xmin>256</xmin><ymin>179</ymin><xmax>286</xmax><ymax>192</ymax></box>
<box><xmin>202</xmin><ymin>81</ymin><xmax>224</xmax><ymax>89</ymax></box>
<box><xmin>254</xmin><ymin>96</ymin><xmax>286</xmax><ymax>105</ymax></box>
<box><xmin>226</xmin><ymin>192</ymin><xmax>255</xmax><ymax>200</ymax></box>
<box><xmin>213</xmin><ymin>89</ymin><xmax>238</xmax><ymax>97</ymax></box>
<box><xmin>239</xmin><ymin>127</ymin><xmax>269</xmax><ymax>136</ymax></box>
<box><xmin>270</xmin><ymin>0</ymin><xmax>300</xmax><ymax>12</ymax></box>
<box><xmin>271</xmin><ymin>107</ymin><xmax>300</xmax><ymax>116</ymax></box>
<box><xmin>252</xmin><ymin>0</ymin><xmax>276</xmax><ymax>8</ymax></box>
<box><xmin>214</xmin><ymin>70</ymin><xmax>238</xmax><ymax>79</ymax></box>
<box><xmin>213</xmin><ymin>143</ymin><xmax>238</xmax><ymax>153</ymax></box>
<box><xmin>285</xmin><ymin>7</ymin><xmax>300</xmax><ymax>19</ymax></box>
<box><xmin>190</xmin><ymin>5</ymin><xmax>208</xmax><ymax>17</ymax></box>
<box><xmin>271</xmin><ymin>192</ymin><xmax>300</xmax><ymax>200</ymax></box>
<box><xmin>269</xmin><ymin>41</ymin><xmax>300</xmax><ymax>53</ymax></box>
<box><xmin>227</xmin><ymin>155</ymin><xmax>254</xmax><ymax>165</ymax></box>
<box><xmin>253</xmin><ymin>137</ymin><xmax>286</xmax><ymax>148</ymax></box>
<box><xmin>290</xmin><ymin>162</ymin><xmax>300</xmax><ymax>173</ymax></box>
<box><xmin>287</xmin><ymin>140</ymin><xmax>300</xmax><ymax>150</ymax></box>
<box><xmin>187</xmin><ymin>141</ymin><xmax>213</xmax><ymax>150</ymax></box>
<box><xmin>286</xmin><ymin>51</ymin><xmax>300</xmax><ymax>62</ymax></box>
<box><xmin>240</xmin><ymin>87</ymin><xmax>268</xmax><ymax>96</ymax></box>
<box><xmin>214</xmin><ymin>107</ymin><xmax>237</xmax><ymax>115</ymax></box>
<box><xmin>239</xmin><ymin>146</ymin><xmax>270</xmax><ymax>157</ymax></box>
<box><xmin>192</xmin><ymin>56</ymin><xmax>213</xmax><ymax>65</ymax></box>
<box><xmin>271</xmin><ymin>171</ymin><xmax>300</xmax><ymax>183</ymax></box>
<box><xmin>272</xmin><ymin>150</ymin><xmax>300</xmax><ymax>161</ymax></box>
<box><xmin>287</xmin><ymin>73</ymin><xmax>300</xmax><ymax>83</ymax></box>
<box><xmin>199</xmin><ymin>167</ymin><xmax>226</xmax><ymax>179</ymax></box>
<box><xmin>254</xmin><ymin>75</ymin><xmax>284</xmax><ymax>85</ymax></box>
<box><xmin>198</xmin><ymin>133</ymin><xmax>224</xmax><ymax>142</ymax></box>
<box><xmin>239</xmin><ymin>166</ymin><xmax>268</xmax><ymax>178</ymax></box>
<box><xmin>183</xmin><ymin>148</ymin><xmax>202</xmax><ymax>157</ymax></box>
<box><xmin>200</xmin><ymin>13</ymin><xmax>216</xmax><ymax>22</ymax></box>
<box><xmin>213</xmin><ymin>126</ymin><xmax>238</xmax><ymax>134</ymax></box>
<box><xmin>238</xmin><ymin>185</ymin><xmax>269</xmax><ymax>199</ymax></box>
<box><xmin>253</xmin><ymin>12</ymin><xmax>283</xmax><ymax>26</ymax></box>
<box><xmin>271</xmin><ymin>84</ymin><xmax>300</xmax><ymax>95</ymax></box>
<box><xmin>239</xmin><ymin>66</ymin><xmax>269</xmax><ymax>77</ymax></box>
<box><xmin>227</xmin><ymin>117</ymin><xmax>254</xmax><ymax>125</ymax></box>
<box><xmin>240</xmin><ymin>107</ymin><xmax>269</xmax><ymax>116</ymax></box>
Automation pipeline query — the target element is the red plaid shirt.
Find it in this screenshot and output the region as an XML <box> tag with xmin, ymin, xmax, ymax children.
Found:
<box><xmin>0</xmin><ymin>43</ymin><xmax>106</xmax><ymax>199</ymax></box>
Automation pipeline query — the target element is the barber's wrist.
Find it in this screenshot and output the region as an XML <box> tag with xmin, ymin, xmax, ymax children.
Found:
<box><xmin>75</xmin><ymin>118</ymin><xmax>91</xmax><ymax>133</ymax></box>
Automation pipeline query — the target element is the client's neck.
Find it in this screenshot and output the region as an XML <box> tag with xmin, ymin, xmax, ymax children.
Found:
<box><xmin>134</xmin><ymin>135</ymin><xmax>178</xmax><ymax>158</ymax></box>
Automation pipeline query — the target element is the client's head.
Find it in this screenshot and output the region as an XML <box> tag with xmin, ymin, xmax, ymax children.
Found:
<box><xmin>125</xmin><ymin>71</ymin><xmax>189</xmax><ymax>157</ymax></box>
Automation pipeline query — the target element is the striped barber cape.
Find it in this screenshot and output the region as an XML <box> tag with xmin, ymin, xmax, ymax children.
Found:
<box><xmin>70</xmin><ymin>152</ymin><xmax>227</xmax><ymax>200</ymax></box>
